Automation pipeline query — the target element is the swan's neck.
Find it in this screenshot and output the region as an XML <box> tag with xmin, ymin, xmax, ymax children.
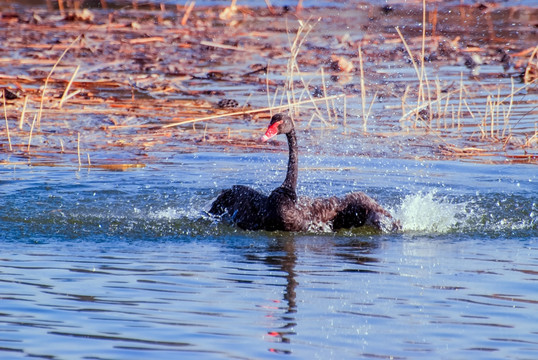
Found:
<box><xmin>282</xmin><ymin>130</ymin><xmax>298</xmax><ymax>192</ymax></box>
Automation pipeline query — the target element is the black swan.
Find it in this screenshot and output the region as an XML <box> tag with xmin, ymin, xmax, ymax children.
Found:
<box><xmin>209</xmin><ymin>113</ymin><xmax>400</xmax><ymax>232</ymax></box>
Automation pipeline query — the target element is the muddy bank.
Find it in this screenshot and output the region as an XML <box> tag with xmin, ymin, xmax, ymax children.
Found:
<box><xmin>0</xmin><ymin>1</ymin><xmax>536</xmax><ymax>167</ymax></box>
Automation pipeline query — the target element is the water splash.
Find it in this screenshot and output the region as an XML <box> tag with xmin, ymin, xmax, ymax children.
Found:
<box><xmin>149</xmin><ymin>207</ymin><xmax>201</xmax><ymax>221</ymax></box>
<box><xmin>393</xmin><ymin>190</ymin><xmax>464</xmax><ymax>233</ymax></box>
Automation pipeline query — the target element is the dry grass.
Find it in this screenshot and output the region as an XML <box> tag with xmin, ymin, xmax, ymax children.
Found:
<box><xmin>3</xmin><ymin>89</ymin><xmax>12</xmax><ymax>151</ymax></box>
<box><xmin>0</xmin><ymin>1</ymin><xmax>536</xmax><ymax>167</ymax></box>
<box><xmin>389</xmin><ymin>1</ymin><xmax>537</xmax><ymax>162</ymax></box>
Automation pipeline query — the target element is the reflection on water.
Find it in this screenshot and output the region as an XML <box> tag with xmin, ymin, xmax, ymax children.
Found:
<box><xmin>0</xmin><ymin>153</ymin><xmax>536</xmax><ymax>359</ymax></box>
<box><xmin>1</xmin><ymin>235</ymin><xmax>537</xmax><ymax>359</ymax></box>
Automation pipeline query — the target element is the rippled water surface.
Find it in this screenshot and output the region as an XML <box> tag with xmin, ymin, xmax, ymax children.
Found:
<box><xmin>1</xmin><ymin>0</ymin><xmax>537</xmax><ymax>357</ymax></box>
<box><xmin>1</xmin><ymin>153</ymin><xmax>536</xmax><ymax>359</ymax></box>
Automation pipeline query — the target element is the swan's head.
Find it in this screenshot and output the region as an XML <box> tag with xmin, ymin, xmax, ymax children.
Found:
<box><xmin>261</xmin><ymin>113</ymin><xmax>294</xmax><ymax>142</ymax></box>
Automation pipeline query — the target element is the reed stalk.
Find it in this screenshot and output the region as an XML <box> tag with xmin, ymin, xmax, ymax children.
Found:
<box><xmin>480</xmin><ymin>95</ymin><xmax>490</xmax><ymax>138</ymax></box>
<box><xmin>320</xmin><ymin>67</ymin><xmax>332</xmax><ymax>123</ymax></box>
<box><xmin>162</xmin><ymin>94</ymin><xmax>344</xmax><ymax>129</ymax></box>
<box><xmin>457</xmin><ymin>72</ymin><xmax>463</xmax><ymax>131</ymax></box>
<box><xmin>271</xmin><ymin>86</ymin><xmax>280</xmax><ymax>111</ymax></box>
<box><xmin>59</xmin><ymin>65</ymin><xmax>80</xmax><ymax>109</ymax></box>
<box><xmin>330</xmin><ymin>97</ymin><xmax>337</xmax><ymax>124</ymax></box>
<box><xmin>358</xmin><ymin>43</ymin><xmax>367</xmax><ymax>132</ymax></box>
<box><xmin>58</xmin><ymin>0</ymin><xmax>64</xmax><ymax>16</ymax></box>
<box><xmin>77</xmin><ymin>132</ymin><xmax>81</xmax><ymax>169</ymax></box>
<box><xmin>442</xmin><ymin>93</ymin><xmax>451</xmax><ymax>128</ymax></box>
<box><xmin>294</xmin><ymin>68</ymin><xmax>325</xmax><ymax>124</ymax></box>
<box><xmin>3</xmin><ymin>89</ymin><xmax>12</xmax><ymax>151</ymax></box>
<box><xmin>266</xmin><ymin>61</ymin><xmax>272</xmax><ymax>117</ymax></box>
<box><xmin>19</xmin><ymin>95</ymin><xmax>28</xmax><ymax>130</ymax></box>
<box><xmin>27</xmin><ymin>113</ymin><xmax>37</xmax><ymax>152</ymax></box>
<box><xmin>524</xmin><ymin>45</ymin><xmax>538</xmax><ymax>84</ymax></box>
<box><xmin>435</xmin><ymin>77</ymin><xmax>441</xmax><ymax>127</ymax></box>
<box><xmin>286</xmin><ymin>90</ymin><xmax>293</xmax><ymax>115</ymax></box>
<box><xmin>366</xmin><ymin>91</ymin><xmax>378</xmax><ymax>128</ymax></box>
<box><xmin>285</xmin><ymin>19</ymin><xmax>314</xmax><ymax>115</ymax></box>
<box><xmin>419</xmin><ymin>0</ymin><xmax>427</xmax><ymax>106</ymax></box>
<box><xmin>287</xmin><ymin>18</ymin><xmax>318</xmax><ymax>118</ymax></box>
<box><xmin>495</xmin><ymin>88</ymin><xmax>502</xmax><ymax>138</ymax></box>
<box><xmin>395</xmin><ymin>26</ymin><xmax>422</xmax><ymax>125</ymax></box>
<box><xmin>423</xmin><ymin>68</ymin><xmax>433</xmax><ymax>123</ymax></box>
<box><xmin>37</xmin><ymin>34</ymin><xmax>81</xmax><ymax>127</ymax></box>
<box><xmin>401</xmin><ymin>85</ymin><xmax>410</xmax><ymax>126</ymax></box>
<box><xmin>202</xmin><ymin>123</ymin><xmax>208</xmax><ymax>142</ymax></box>
<box><xmin>489</xmin><ymin>95</ymin><xmax>495</xmax><ymax>138</ymax></box>
<box><xmin>463</xmin><ymin>99</ymin><xmax>474</xmax><ymax>122</ymax></box>
<box><xmin>502</xmin><ymin>77</ymin><xmax>515</xmax><ymax>138</ymax></box>
<box><xmin>181</xmin><ymin>1</ymin><xmax>196</xmax><ymax>26</ymax></box>
<box><xmin>343</xmin><ymin>95</ymin><xmax>347</xmax><ymax>130</ymax></box>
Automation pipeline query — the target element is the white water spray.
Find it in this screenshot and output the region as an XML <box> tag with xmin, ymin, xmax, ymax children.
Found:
<box><xmin>393</xmin><ymin>190</ymin><xmax>464</xmax><ymax>233</ymax></box>
<box><xmin>149</xmin><ymin>207</ymin><xmax>201</xmax><ymax>221</ymax></box>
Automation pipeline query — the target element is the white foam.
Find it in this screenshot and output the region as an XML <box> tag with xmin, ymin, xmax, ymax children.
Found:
<box><xmin>149</xmin><ymin>207</ymin><xmax>200</xmax><ymax>221</ymax></box>
<box><xmin>392</xmin><ymin>190</ymin><xmax>463</xmax><ymax>233</ymax></box>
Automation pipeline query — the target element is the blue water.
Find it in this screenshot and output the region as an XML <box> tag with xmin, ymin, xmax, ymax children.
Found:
<box><xmin>1</xmin><ymin>153</ymin><xmax>536</xmax><ymax>359</ymax></box>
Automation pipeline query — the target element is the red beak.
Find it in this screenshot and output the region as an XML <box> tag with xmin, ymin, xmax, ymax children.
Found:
<box><xmin>261</xmin><ymin>120</ymin><xmax>282</xmax><ymax>142</ymax></box>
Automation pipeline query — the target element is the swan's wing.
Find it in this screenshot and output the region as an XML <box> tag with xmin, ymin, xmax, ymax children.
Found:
<box><xmin>332</xmin><ymin>192</ymin><xmax>399</xmax><ymax>231</ymax></box>
<box><xmin>209</xmin><ymin>185</ymin><xmax>268</xmax><ymax>230</ymax></box>
<box><xmin>299</xmin><ymin>192</ymin><xmax>400</xmax><ymax>232</ymax></box>
<box><xmin>297</xmin><ymin>196</ymin><xmax>343</xmax><ymax>231</ymax></box>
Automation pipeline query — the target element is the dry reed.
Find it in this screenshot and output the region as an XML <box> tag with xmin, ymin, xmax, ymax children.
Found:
<box><xmin>27</xmin><ymin>113</ymin><xmax>37</xmax><ymax>152</ymax></box>
<box><xmin>524</xmin><ymin>46</ymin><xmax>538</xmax><ymax>84</ymax></box>
<box><xmin>19</xmin><ymin>95</ymin><xmax>28</xmax><ymax>130</ymax></box>
<box><xmin>37</xmin><ymin>34</ymin><xmax>82</xmax><ymax>127</ymax></box>
<box><xmin>0</xmin><ymin>2</ymin><xmax>534</xmax><ymax>166</ymax></box>
<box><xmin>3</xmin><ymin>89</ymin><xmax>12</xmax><ymax>151</ymax></box>
<box><xmin>358</xmin><ymin>44</ymin><xmax>367</xmax><ymax>132</ymax></box>
<box><xmin>162</xmin><ymin>94</ymin><xmax>344</xmax><ymax>129</ymax></box>
<box><xmin>77</xmin><ymin>132</ymin><xmax>81</xmax><ymax>169</ymax></box>
<box><xmin>59</xmin><ymin>65</ymin><xmax>80</xmax><ymax>109</ymax></box>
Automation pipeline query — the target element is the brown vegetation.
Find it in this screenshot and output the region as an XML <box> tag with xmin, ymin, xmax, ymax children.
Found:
<box><xmin>0</xmin><ymin>1</ymin><xmax>536</xmax><ymax>168</ymax></box>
